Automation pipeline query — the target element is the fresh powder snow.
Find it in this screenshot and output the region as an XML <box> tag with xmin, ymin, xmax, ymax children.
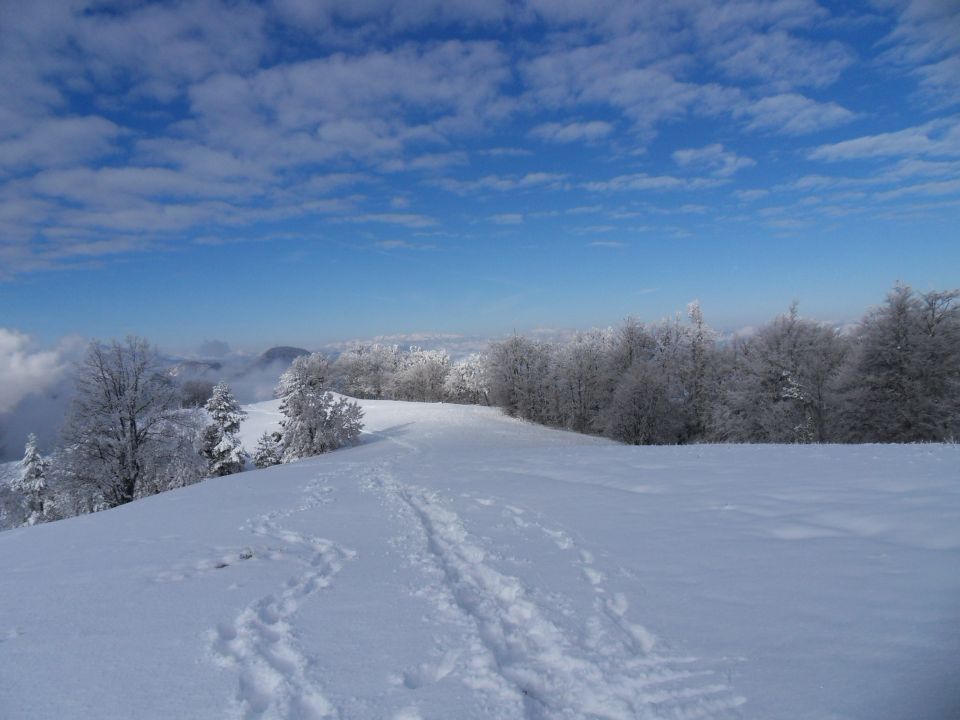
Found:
<box><xmin>1</xmin><ymin>398</ymin><xmax>958</xmax><ymax>719</ymax></box>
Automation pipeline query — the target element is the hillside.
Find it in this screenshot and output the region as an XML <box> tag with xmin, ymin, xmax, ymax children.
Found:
<box><xmin>1</xmin><ymin>399</ymin><xmax>958</xmax><ymax>720</ymax></box>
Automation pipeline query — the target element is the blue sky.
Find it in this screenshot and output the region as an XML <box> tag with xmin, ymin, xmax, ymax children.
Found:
<box><xmin>1</xmin><ymin>0</ymin><xmax>958</xmax><ymax>353</ymax></box>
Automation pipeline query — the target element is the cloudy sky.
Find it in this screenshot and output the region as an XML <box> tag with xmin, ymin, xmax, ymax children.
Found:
<box><xmin>1</xmin><ymin>0</ymin><xmax>958</xmax><ymax>352</ymax></box>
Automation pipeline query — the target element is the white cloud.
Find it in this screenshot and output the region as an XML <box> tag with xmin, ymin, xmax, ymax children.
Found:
<box><xmin>0</xmin><ymin>117</ymin><xmax>124</xmax><ymax>172</ymax></box>
<box><xmin>589</xmin><ymin>240</ymin><xmax>626</xmax><ymax>248</ymax></box>
<box><xmin>380</xmin><ymin>151</ymin><xmax>470</xmax><ymax>172</ymax></box>
<box><xmin>0</xmin><ymin>329</ymin><xmax>66</xmax><ymax>413</ymax></box>
<box><xmin>374</xmin><ymin>239</ymin><xmax>436</xmax><ymax>250</ymax></box>
<box><xmin>672</xmin><ymin>143</ymin><xmax>755</xmax><ymax>177</ymax></box>
<box><xmin>712</xmin><ymin>31</ymin><xmax>854</xmax><ymax>90</ymax></box>
<box><xmin>584</xmin><ymin>173</ymin><xmax>724</xmax><ymax>192</ymax></box>
<box><xmin>808</xmin><ymin>119</ymin><xmax>960</xmax><ymax>161</ymax></box>
<box><xmin>344</xmin><ymin>213</ymin><xmax>439</xmax><ymax>228</ymax></box>
<box><xmin>489</xmin><ymin>213</ymin><xmax>524</xmax><ymax>224</ymax></box>
<box><xmin>737</xmin><ymin>93</ymin><xmax>856</xmax><ymax>135</ymax></box>
<box><xmin>530</xmin><ymin>120</ymin><xmax>614</xmax><ymax>143</ymax></box>
<box><xmin>875</xmin><ymin>178</ymin><xmax>960</xmax><ymax>200</ymax></box>
<box><xmin>435</xmin><ymin>172</ymin><xmax>567</xmax><ymax>194</ymax></box>
<box><xmin>735</xmin><ymin>188</ymin><xmax>770</xmax><ymax>201</ymax></box>
<box><xmin>881</xmin><ymin>0</ymin><xmax>960</xmax><ymax>104</ymax></box>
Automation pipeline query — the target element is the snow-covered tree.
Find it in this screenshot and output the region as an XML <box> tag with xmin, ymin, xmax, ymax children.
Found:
<box><xmin>332</xmin><ymin>343</ymin><xmax>402</xmax><ymax>399</ymax></box>
<box><xmin>443</xmin><ymin>353</ymin><xmax>488</xmax><ymax>404</ymax></box>
<box><xmin>686</xmin><ymin>300</ymin><xmax>716</xmax><ymax>438</ymax></box>
<box><xmin>252</xmin><ymin>431</ymin><xmax>283</xmax><ymax>469</ymax></box>
<box><xmin>392</xmin><ymin>347</ymin><xmax>450</xmax><ymax>402</ymax></box>
<box><xmin>61</xmin><ymin>337</ymin><xmax>183</xmax><ymax>507</ymax></box>
<box><xmin>16</xmin><ymin>433</ymin><xmax>48</xmax><ymax>524</ymax></box>
<box><xmin>596</xmin><ymin>359</ymin><xmax>679</xmax><ymax>445</ymax></box>
<box><xmin>201</xmin><ymin>382</ymin><xmax>246</xmax><ymax>476</ymax></box>
<box><xmin>277</xmin><ymin>353</ymin><xmax>364</xmax><ymax>461</ymax></box>
<box><xmin>712</xmin><ymin>305</ymin><xmax>847</xmax><ymax>443</ymax></box>
<box><xmin>138</xmin><ymin>409</ymin><xmax>208</xmax><ymax>496</ymax></box>
<box><xmin>553</xmin><ymin>329</ymin><xmax>611</xmax><ymax>433</ymax></box>
<box><xmin>486</xmin><ymin>335</ymin><xmax>554</xmax><ymax>423</ymax></box>
<box><xmin>841</xmin><ymin>285</ymin><xmax>959</xmax><ymax>442</ymax></box>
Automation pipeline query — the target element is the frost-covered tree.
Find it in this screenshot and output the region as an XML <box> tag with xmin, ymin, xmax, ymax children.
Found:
<box><xmin>252</xmin><ymin>431</ymin><xmax>283</xmax><ymax>469</ymax></box>
<box><xmin>16</xmin><ymin>433</ymin><xmax>49</xmax><ymax>524</ymax></box>
<box><xmin>392</xmin><ymin>347</ymin><xmax>450</xmax><ymax>402</ymax></box>
<box><xmin>713</xmin><ymin>305</ymin><xmax>847</xmax><ymax>443</ymax></box>
<box><xmin>443</xmin><ymin>353</ymin><xmax>488</xmax><ymax>404</ymax></box>
<box><xmin>137</xmin><ymin>409</ymin><xmax>208</xmax><ymax>496</ymax></box>
<box><xmin>333</xmin><ymin>345</ymin><xmax>370</xmax><ymax>398</ymax></box>
<box><xmin>486</xmin><ymin>336</ymin><xmax>554</xmax><ymax>423</ymax></box>
<box><xmin>332</xmin><ymin>343</ymin><xmax>401</xmax><ymax>399</ymax></box>
<box><xmin>596</xmin><ymin>359</ymin><xmax>679</xmax><ymax>445</ymax></box>
<box><xmin>201</xmin><ymin>382</ymin><xmax>246</xmax><ymax>476</ymax></box>
<box><xmin>841</xmin><ymin>285</ymin><xmax>960</xmax><ymax>442</ymax></box>
<box><xmin>277</xmin><ymin>353</ymin><xmax>364</xmax><ymax>461</ymax></box>
<box><xmin>553</xmin><ymin>330</ymin><xmax>611</xmax><ymax>433</ymax></box>
<box><xmin>61</xmin><ymin>337</ymin><xmax>183</xmax><ymax>507</ymax></box>
<box><xmin>686</xmin><ymin>301</ymin><xmax>716</xmax><ymax>438</ymax></box>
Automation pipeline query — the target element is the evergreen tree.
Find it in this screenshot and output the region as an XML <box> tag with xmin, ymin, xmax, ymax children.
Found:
<box><xmin>252</xmin><ymin>431</ymin><xmax>283</xmax><ymax>469</ymax></box>
<box><xmin>17</xmin><ymin>433</ymin><xmax>48</xmax><ymax>525</ymax></box>
<box><xmin>201</xmin><ymin>382</ymin><xmax>247</xmax><ymax>476</ymax></box>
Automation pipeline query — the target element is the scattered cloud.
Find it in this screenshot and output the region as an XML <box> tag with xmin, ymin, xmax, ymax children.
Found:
<box><xmin>736</xmin><ymin>93</ymin><xmax>856</xmax><ymax>135</ymax></box>
<box><xmin>672</xmin><ymin>143</ymin><xmax>755</xmax><ymax>177</ymax></box>
<box><xmin>489</xmin><ymin>213</ymin><xmax>524</xmax><ymax>225</ymax></box>
<box><xmin>735</xmin><ymin>189</ymin><xmax>769</xmax><ymax>201</ymax></box>
<box><xmin>880</xmin><ymin>0</ymin><xmax>960</xmax><ymax>105</ymax></box>
<box><xmin>712</xmin><ymin>32</ymin><xmax>855</xmax><ymax>91</ymax></box>
<box><xmin>808</xmin><ymin>119</ymin><xmax>960</xmax><ymax>161</ymax></box>
<box><xmin>374</xmin><ymin>239</ymin><xmax>437</xmax><ymax>250</ymax></box>
<box><xmin>0</xmin><ymin>0</ymin><xmax>956</xmax><ymax>281</ymax></box>
<box><xmin>584</xmin><ymin>173</ymin><xmax>724</xmax><ymax>192</ymax></box>
<box><xmin>344</xmin><ymin>213</ymin><xmax>438</xmax><ymax>228</ymax></box>
<box><xmin>589</xmin><ymin>240</ymin><xmax>627</xmax><ymax>248</ymax></box>
<box><xmin>530</xmin><ymin>120</ymin><xmax>614</xmax><ymax>143</ymax></box>
<box><xmin>435</xmin><ymin>172</ymin><xmax>567</xmax><ymax>194</ymax></box>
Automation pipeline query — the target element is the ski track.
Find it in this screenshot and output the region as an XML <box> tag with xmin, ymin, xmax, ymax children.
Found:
<box><xmin>369</xmin><ymin>464</ymin><xmax>746</xmax><ymax>720</ymax></box>
<box><xmin>208</xmin><ymin>437</ymin><xmax>746</xmax><ymax>720</ymax></box>
<box><xmin>211</xmin><ymin>474</ymin><xmax>356</xmax><ymax>720</ymax></box>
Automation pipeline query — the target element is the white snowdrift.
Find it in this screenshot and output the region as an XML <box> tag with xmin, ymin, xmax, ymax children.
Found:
<box><xmin>0</xmin><ymin>399</ymin><xmax>957</xmax><ymax>720</ymax></box>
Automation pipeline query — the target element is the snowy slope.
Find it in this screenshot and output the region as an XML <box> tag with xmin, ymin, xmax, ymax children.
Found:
<box><xmin>1</xmin><ymin>399</ymin><xmax>958</xmax><ymax>720</ymax></box>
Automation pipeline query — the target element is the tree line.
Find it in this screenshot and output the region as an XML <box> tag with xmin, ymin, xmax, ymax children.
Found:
<box><xmin>484</xmin><ymin>285</ymin><xmax>959</xmax><ymax>445</ymax></box>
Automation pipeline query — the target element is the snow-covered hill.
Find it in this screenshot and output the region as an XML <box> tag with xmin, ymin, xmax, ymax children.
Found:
<box><xmin>1</xmin><ymin>399</ymin><xmax>958</xmax><ymax>720</ymax></box>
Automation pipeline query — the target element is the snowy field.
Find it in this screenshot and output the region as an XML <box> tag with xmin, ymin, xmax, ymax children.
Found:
<box><xmin>1</xmin><ymin>399</ymin><xmax>958</xmax><ymax>720</ymax></box>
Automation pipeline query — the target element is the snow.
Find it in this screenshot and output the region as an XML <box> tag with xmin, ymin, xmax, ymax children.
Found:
<box><xmin>1</xmin><ymin>398</ymin><xmax>958</xmax><ymax>719</ymax></box>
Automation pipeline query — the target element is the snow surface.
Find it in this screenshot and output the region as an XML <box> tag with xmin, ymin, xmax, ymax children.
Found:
<box><xmin>1</xmin><ymin>398</ymin><xmax>958</xmax><ymax>720</ymax></box>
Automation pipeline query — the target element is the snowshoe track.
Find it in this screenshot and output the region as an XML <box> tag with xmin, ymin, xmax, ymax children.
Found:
<box><xmin>388</xmin><ymin>475</ymin><xmax>745</xmax><ymax>720</ymax></box>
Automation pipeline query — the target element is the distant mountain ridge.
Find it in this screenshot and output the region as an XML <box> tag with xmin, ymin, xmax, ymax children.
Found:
<box><xmin>252</xmin><ymin>346</ymin><xmax>310</xmax><ymax>370</ymax></box>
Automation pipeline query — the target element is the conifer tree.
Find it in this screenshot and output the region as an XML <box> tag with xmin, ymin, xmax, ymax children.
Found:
<box><xmin>201</xmin><ymin>382</ymin><xmax>247</xmax><ymax>476</ymax></box>
<box><xmin>17</xmin><ymin>433</ymin><xmax>48</xmax><ymax>525</ymax></box>
<box><xmin>252</xmin><ymin>431</ymin><xmax>283</xmax><ymax>469</ymax></box>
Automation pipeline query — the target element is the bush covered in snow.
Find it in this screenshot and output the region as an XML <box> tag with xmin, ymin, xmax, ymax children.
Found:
<box><xmin>277</xmin><ymin>353</ymin><xmax>364</xmax><ymax>462</ymax></box>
